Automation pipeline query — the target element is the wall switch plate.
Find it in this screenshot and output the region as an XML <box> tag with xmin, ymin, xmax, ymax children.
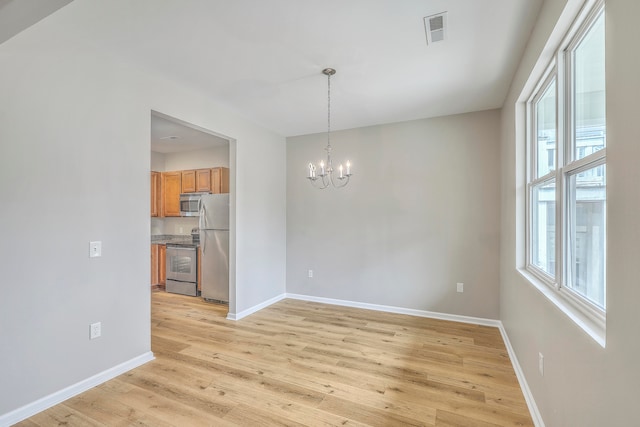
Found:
<box><xmin>456</xmin><ymin>282</ymin><xmax>464</xmax><ymax>292</ymax></box>
<box><xmin>538</xmin><ymin>352</ymin><xmax>544</xmax><ymax>376</ymax></box>
<box><xmin>308</xmin><ymin>269</ymin><xmax>313</xmax><ymax>278</ymax></box>
<box><xmin>89</xmin><ymin>241</ymin><xmax>102</xmax><ymax>258</ymax></box>
<box><xmin>90</xmin><ymin>322</ymin><xmax>101</xmax><ymax>340</ymax></box>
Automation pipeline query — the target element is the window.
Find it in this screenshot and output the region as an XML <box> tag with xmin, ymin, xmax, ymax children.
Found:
<box><xmin>525</xmin><ymin>1</ymin><xmax>605</xmax><ymax>335</ymax></box>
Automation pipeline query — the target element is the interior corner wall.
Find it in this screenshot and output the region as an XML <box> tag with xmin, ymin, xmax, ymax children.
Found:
<box><xmin>499</xmin><ymin>0</ymin><xmax>640</xmax><ymax>425</ymax></box>
<box><xmin>150</xmin><ymin>151</ymin><xmax>166</xmax><ymax>171</ymax></box>
<box><xmin>287</xmin><ymin>110</ymin><xmax>501</xmax><ymax>319</ymax></box>
<box><xmin>0</xmin><ymin>1</ymin><xmax>286</xmax><ymax>417</ymax></box>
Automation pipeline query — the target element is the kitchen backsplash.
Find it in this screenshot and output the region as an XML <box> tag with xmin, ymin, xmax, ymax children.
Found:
<box><xmin>151</xmin><ymin>216</ymin><xmax>198</xmax><ymax>236</ymax></box>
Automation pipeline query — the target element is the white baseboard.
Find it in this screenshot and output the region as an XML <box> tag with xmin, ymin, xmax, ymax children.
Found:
<box><xmin>227</xmin><ymin>293</ymin><xmax>286</xmax><ymax>321</ymax></box>
<box><xmin>285</xmin><ymin>293</ymin><xmax>503</xmax><ymax>327</ymax></box>
<box><xmin>0</xmin><ymin>351</ymin><xmax>155</xmax><ymax>427</ymax></box>
<box><xmin>226</xmin><ymin>292</ymin><xmax>544</xmax><ymax>426</ymax></box>
<box><xmin>498</xmin><ymin>325</ymin><xmax>545</xmax><ymax>427</ymax></box>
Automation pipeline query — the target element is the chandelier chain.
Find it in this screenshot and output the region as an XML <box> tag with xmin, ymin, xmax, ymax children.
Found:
<box><xmin>327</xmin><ymin>71</ymin><xmax>331</xmax><ymax>149</ymax></box>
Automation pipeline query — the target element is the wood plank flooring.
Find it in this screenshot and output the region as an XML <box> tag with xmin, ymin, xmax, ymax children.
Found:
<box><xmin>17</xmin><ymin>291</ymin><xmax>533</xmax><ymax>426</ymax></box>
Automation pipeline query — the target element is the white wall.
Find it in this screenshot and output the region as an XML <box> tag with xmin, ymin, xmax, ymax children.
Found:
<box><xmin>160</xmin><ymin>145</ymin><xmax>230</xmax><ymax>171</ymax></box>
<box><xmin>150</xmin><ymin>151</ymin><xmax>166</xmax><ymax>171</ymax></box>
<box><xmin>287</xmin><ymin>111</ymin><xmax>501</xmax><ymax>319</ymax></box>
<box><xmin>499</xmin><ymin>0</ymin><xmax>640</xmax><ymax>424</ymax></box>
<box><xmin>0</xmin><ymin>0</ymin><xmax>286</xmax><ymax>417</ymax></box>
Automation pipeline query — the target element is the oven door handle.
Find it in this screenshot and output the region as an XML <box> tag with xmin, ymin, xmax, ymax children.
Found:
<box><xmin>166</xmin><ymin>246</ymin><xmax>197</xmax><ymax>252</ymax></box>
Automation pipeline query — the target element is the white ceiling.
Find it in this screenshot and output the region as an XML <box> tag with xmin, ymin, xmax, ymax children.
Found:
<box><xmin>151</xmin><ymin>113</ymin><xmax>229</xmax><ymax>154</ymax></box>
<box><xmin>1</xmin><ymin>0</ymin><xmax>543</xmax><ymax>138</ymax></box>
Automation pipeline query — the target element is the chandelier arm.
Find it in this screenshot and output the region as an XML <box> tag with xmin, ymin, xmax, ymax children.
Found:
<box><xmin>328</xmin><ymin>173</ymin><xmax>350</xmax><ymax>188</ymax></box>
<box><xmin>308</xmin><ymin>177</ymin><xmax>329</xmax><ymax>189</ymax></box>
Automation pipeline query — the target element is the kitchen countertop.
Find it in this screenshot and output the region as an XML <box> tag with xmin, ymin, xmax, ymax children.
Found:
<box><xmin>151</xmin><ymin>234</ymin><xmax>199</xmax><ymax>246</ymax></box>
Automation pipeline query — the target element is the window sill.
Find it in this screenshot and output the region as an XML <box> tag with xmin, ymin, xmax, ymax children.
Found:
<box><xmin>517</xmin><ymin>268</ymin><xmax>606</xmax><ymax>348</ymax></box>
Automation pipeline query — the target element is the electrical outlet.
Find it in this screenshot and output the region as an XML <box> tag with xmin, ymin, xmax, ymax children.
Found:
<box><xmin>456</xmin><ymin>282</ymin><xmax>464</xmax><ymax>292</ymax></box>
<box><xmin>308</xmin><ymin>269</ymin><xmax>313</xmax><ymax>278</ymax></box>
<box><xmin>89</xmin><ymin>241</ymin><xmax>102</xmax><ymax>258</ymax></box>
<box><xmin>90</xmin><ymin>322</ymin><xmax>101</xmax><ymax>340</ymax></box>
<box><xmin>538</xmin><ymin>352</ymin><xmax>544</xmax><ymax>376</ymax></box>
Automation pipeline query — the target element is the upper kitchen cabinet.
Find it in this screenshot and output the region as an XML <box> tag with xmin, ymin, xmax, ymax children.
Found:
<box><xmin>181</xmin><ymin>170</ymin><xmax>196</xmax><ymax>193</ymax></box>
<box><xmin>151</xmin><ymin>171</ymin><xmax>161</xmax><ymax>217</ymax></box>
<box><xmin>196</xmin><ymin>169</ymin><xmax>212</xmax><ymax>192</ymax></box>
<box><xmin>211</xmin><ymin>167</ymin><xmax>229</xmax><ymax>194</ymax></box>
<box><xmin>181</xmin><ymin>168</ymin><xmax>212</xmax><ymax>193</ymax></box>
<box><xmin>162</xmin><ymin>171</ymin><xmax>182</xmax><ymax>217</ymax></box>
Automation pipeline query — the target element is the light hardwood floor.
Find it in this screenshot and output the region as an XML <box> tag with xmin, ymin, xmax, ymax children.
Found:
<box><xmin>18</xmin><ymin>291</ymin><xmax>533</xmax><ymax>426</ymax></box>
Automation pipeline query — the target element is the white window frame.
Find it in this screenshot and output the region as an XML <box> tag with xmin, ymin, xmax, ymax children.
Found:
<box><xmin>526</xmin><ymin>65</ymin><xmax>558</xmax><ymax>286</ymax></box>
<box><xmin>524</xmin><ymin>0</ymin><xmax>606</xmax><ymax>345</ymax></box>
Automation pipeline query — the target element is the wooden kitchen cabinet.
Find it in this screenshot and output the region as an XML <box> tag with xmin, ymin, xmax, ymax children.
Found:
<box><xmin>162</xmin><ymin>171</ymin><xmax>182</xmax><ymax>217</ymax></box>
<box><xmin>151</xmin><ymin>244</ymin><xmax>167</xmax><ymax>288</ymax></box>
<box><xmin>196</xmin><ymin>169</ymin><xmax>212</xmax><ymax>192</ymax></box>
<box><xmin>181</xmin><ymin>170</ymin><xmax>196</xmax><ymax>193</ymax></box>
<box><xmin>151</xmin><ymin>171</ymin><xmax>161</xmax><ymax>217</ymax></box>
<box><xmin>159</xmin><ymin>244</ymin><xmax>166</xmax><ymax>286</ymax></box>
<box><xmin>151</xmin><ymin>244</ymin><xmax>159</xmax><ymax>286</ymax></box>
<box><xmin>211</xmin><ymin>167</ymin><xmax>229</xmax><ymax>194</ymax></box>
<box><xmin>182</xmin><ymin>168</ymin><xmax>212</xmax><ymax>193</ymax></box>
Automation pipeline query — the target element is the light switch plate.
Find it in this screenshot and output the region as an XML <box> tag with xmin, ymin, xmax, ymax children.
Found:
<box><xmin>89</xmin><ymin>241</ymin><xmax>102</xmax><ymax>258</ymax></box>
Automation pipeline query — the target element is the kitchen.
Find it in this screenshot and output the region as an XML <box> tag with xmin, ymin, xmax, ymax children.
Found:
<box><xmin>150</xmin><ymin>112</ymin><xmax>231</xmax><ymax>306</ymax></box>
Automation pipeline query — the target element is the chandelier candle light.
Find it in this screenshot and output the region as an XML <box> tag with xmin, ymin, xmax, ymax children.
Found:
<box><xmin>307</xmin><ymin>68</ymin><xmax>352</xmax><ymax>189</ymax></box>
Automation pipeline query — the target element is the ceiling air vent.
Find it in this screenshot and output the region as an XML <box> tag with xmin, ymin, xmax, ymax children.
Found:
<box><xmin>424</xmin><ymin>12</ymin><xmax>447</xmax><ymax>45</ymax></box>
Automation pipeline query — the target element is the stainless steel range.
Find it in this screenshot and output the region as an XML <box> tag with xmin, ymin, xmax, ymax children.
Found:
<box><xmin>165</xmin><ymin>243</ymin><xmax>198</xmax><ymax>296</ymax></box>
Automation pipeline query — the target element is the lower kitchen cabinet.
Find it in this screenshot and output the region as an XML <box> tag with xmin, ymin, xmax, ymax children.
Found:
<box><xmin>151</xmin><ymin>244</ymin><xmax>166</xmax><ymax>288</ymax></box>
<box><xmin>151</xmin><ymin>244</ymin><xmax>159</xmax><ymax>285</ymax></box>
<box><xmin>159</xmin><ymin>245</ymin><xmax>166</xmax><ymax>286</ymax></box>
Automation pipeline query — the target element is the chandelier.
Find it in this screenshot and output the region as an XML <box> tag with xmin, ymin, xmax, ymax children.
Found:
<box><xmin>307</xmin><ymin>68</ymin><xmax>352</xmax><ymax>189</ymax></box>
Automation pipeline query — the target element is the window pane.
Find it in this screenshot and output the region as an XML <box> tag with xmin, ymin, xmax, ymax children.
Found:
<box><xmin>531</xmin><ymin>180</ymin><xmax>556</xmax><ymax>277</ymax></box>
<box><xmin>536</xmin><ymin>80</ymin><xmax>556</xmax><ymax>177</ymax></box>
<box><xmin>573</xmin><ymin>12</ymin><xmax>605</xmax><ymax>161</ymax></box>
<box><xmin>567</xmin><ymin>164</ymin><xmax>606</xmax><ymax>308</ymax></box>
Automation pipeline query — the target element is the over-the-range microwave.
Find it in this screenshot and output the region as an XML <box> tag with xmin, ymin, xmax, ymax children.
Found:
<box><xmin>179</xmin><ymin>192</ymin><xmax>207</xmax><ymax>216</ymax></box>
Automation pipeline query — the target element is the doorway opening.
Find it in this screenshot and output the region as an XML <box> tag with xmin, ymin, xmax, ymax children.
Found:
<box><xmin>149</xmin><ymin>110</ymin><xmax>234</xmax><ymax>315</ymax></box>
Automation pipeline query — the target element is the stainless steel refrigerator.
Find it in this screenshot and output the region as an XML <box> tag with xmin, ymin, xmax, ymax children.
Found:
<box><xmin>198</xmin><ymin>193</ymin><xmax>229</xmax><ymax>303</ymax></box>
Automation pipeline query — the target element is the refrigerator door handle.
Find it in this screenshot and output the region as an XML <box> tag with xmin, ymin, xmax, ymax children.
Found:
<box><xmin>198</xmin><ymin>198</ymin><xmax>205</xmax><ymax>230</ymax></box>
<box><xmin>198</xmin><ymin>197</ymin><xmax>207</xmax><ymax>254</ymax></box>
<box><xmin>202</xmin><ymin>229</ymin><xmax>207</xmax><ymax>254</ymax></box>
